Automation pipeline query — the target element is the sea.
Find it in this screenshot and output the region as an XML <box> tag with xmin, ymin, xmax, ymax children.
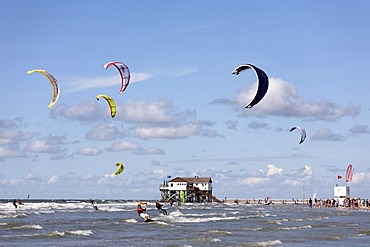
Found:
<box><xmin>1</xmin><ymin>199</ymin><xmax>370</xmax><ymax>246</ymax></box>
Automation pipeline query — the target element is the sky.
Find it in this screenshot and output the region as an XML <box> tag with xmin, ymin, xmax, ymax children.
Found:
<box><xmin>1</xmin><ymin>1</ymin><xmax>370</xmax><ymax>200</ymax></box>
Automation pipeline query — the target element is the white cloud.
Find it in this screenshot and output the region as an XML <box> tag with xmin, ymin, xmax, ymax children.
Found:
<box><xmin>86</xmin><ymin>123</ymin><xmax>125</xmax><ymax>141</ymax></box>
<box><xmin>0</xmin><ymin>147</ymin><xmax>26</xmax><ymax>159</ymax></box>
<box><xmin>118</xmin><ymin>99</ymin><xmax>178</xmax><ymax>124</ymax></box>
<box><xmin>133</xmin><ymin>147</ymin><xmax>165</xmax><ymax>155</ymax></box>
<box><xmin>0</xmin><ymin>129</ymin><xmax>34</xmax><ymax>145</ymax></box>
<box><xmin>349</xmin><ymin>124</ymin><xmax>370</xmax><ymax>135</ymax></box>
<box><xmin>350</xmin><ymin>172</ymin><xmax>370</xmax><ymax>184</ymax></box>
<box><xmin>172</xmin><ymin>66</ymin><xmax>199</xmax><ymax>76</ymax></box>
<box><xmin>214</xmin><ymin>77</ymin><xmax>360</xmax><ymax>121</ymax></box>
<box><xmin>24</xmin><ymin>140</ymin><xmax>65</xmax><ymax>154</ymax></box>
<box><xmin>248</xmin><ymin>121</ymin><xmax>272</xmax><ymax>131</ymax></box>
<box><xmin>104</xmin><ymin>141</ymin><xmax>164</xmax><ymax>155</ymax></box>
<box><xmin>133</xmin><ymin>125</ymin><xmax>199</xmax><ymax>139</ymax></box>
<box><xmin>82</xmin><ymin>173</ymin><xmax>95</xmax><ymax>181</ymax></box>
<box><xmin>96</xmin><ymin>173</ymin><xmax>116</xmax><ymax>185</ymax></box>
<box><xmin>311</xmin><ymin>128</ymin><xmax>346</xmax><ymax>142</ymax></box>
<box><xmin>266</xmin><ymin>164</ymin><xmax>284</xmax><ymax>177</ymax></box>
<box><xmin>284</xmin><ymin>165</ymin><xmax>314</xmax><ymax>186</ymax></box>
<box><xmin>47</xmin><ymin>175</ymin><xmax>60</xmax><ymax>185</ymax></box>
<box><xmin>49</xmin><ymin>99</ymin><xmax>220</xmax><ymax>140</ymax></box>
<box><xmin>76</xmin><ymin>147</ymin><xmax>103</xmax><ymax>156</ymax></box>
<box><xmin>50</xmin><ymin>101</ymin><xmax>103</xmax><ymax>122</ymax></box>
<box><xmin>105</xmin><ymin>141</ymin><xmax>141</xmax><ymax>152</ymax></box>
<box><xmin>240</xmin><ymin>177</ymin><xmax>269</xmax><ymax>185</ymax></box>
<box><xmin>62</xmin><ymin>72</ymin><xmax>152</xmax><ymax>93</ymax></box>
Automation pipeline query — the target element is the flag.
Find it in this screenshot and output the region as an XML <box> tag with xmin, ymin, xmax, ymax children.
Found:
<box><xmin>337</xmin><ymin>175</ymin><xmax>342</xmax><ymax>179</ymax></box>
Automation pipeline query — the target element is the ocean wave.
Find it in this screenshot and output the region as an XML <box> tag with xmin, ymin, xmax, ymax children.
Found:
<box><xmin>209</xmin><ymin>238</ymin><xmax>221</xmax><ymax>242</ymax></box>
<box><xmin>204</xmin><ymin>229</ymin><xmax>232</xmax><ymax>235</ymax></box>
<box><xmin>241</xmin><ymin>227</ymin><xmax>263</xmax><ymax>231</ymax></box>
<box><xmin>0</xmin><ymin>213</ymin><xmax>27</xmax><ymax>219</ymax></box>
<box><xmin>151</xmin><ymin>220</ymin><xmax>170</xmax><ymax>226</ymax></box>
<box><xmin>267</xmin><ymin>219</ymin><xmax>288</xmax><ymax>225</ymax></box>
<box><xmin>277</xmin><ymin>225</ymin><xmax>312</xmax><ymax>230</ymax></box>
<box><xmin>12</xmin><ymin>224</ymin><xmax>43</xmax><ymax>230</ymax></box>
<box><xmin>66</xmin><ymin>230</ymin><xmax>93</xmax><ymax>236</ymax></box>
<box><xmin>42</xmin><ymin>229</ymin><xmax>93</xmax><ymax>238</ymax></box>
<box><xmin>248</xmin><ymin>239</ymin><xmax>283</xmax><ymax>246</ymax></box>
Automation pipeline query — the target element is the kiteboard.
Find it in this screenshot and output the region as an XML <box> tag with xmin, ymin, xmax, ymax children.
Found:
<box><xmin>144</xmin><ymin>218</ymin><xmax>154</xmax><ymax>223</ymax></box>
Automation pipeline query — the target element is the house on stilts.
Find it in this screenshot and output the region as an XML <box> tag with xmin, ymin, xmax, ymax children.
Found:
<box><xmin>159</xmin><ymin>176</ymin><xmax>222</xmax><ymax>203</ymax></box>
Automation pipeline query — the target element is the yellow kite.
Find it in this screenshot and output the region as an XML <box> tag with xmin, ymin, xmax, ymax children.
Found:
<box><xmin>27</xmin><ymin>69</ymin><xmax>60</xmax><ymax>108</ymax></box>
<box><xmin>96</xmin><ymin>94</ymin><xmax>116</xmax><ymax>118</ymax></box>
<box><xmin>114</xmin><ymin>162</ymin><xmax>124</xmax><ymax>175</ymax></box>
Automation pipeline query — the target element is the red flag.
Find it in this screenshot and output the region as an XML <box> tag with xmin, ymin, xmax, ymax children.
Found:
<box><xmin>337</xmin><ymin>175</ymin><xmax>342</xmax><ymax>179</ymax></box>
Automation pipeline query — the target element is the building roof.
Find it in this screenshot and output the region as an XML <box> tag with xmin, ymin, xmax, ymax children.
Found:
<box><xmin>169</xmin><ymin>177</ymin><xmax>212</xmax><ymax>183</ymax></box>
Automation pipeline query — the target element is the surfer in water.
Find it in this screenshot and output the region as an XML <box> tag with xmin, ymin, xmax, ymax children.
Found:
<box><xmin>13</xmin><ymin>199</ymin><xmax>18</xmax><ymax>208</ymax></box>
<box><xmin>137</xmin><ymin>204</ymin><xmax>151</xmax><ymax>221</ymax></box>
<box><xmin>155</xmin><ymin>201</ymin><xmax>168</xmax><ymax>215</ymax></box>
<box><xmin>89</xmin><ymin>198</ymin><xmax>98</xmax><ymax>210</ymax></box>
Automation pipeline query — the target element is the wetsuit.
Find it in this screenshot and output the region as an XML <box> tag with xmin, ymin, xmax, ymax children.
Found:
<box><xmin>155</xmin><ymin>202</ymin><xmax>168</xmax><ymax>215</ymax></box>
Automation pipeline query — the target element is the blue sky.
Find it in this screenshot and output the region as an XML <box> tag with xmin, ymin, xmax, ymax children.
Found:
<box><xmin>1</xmin><ymin>1</ymin><xmax>370</xmax><ymax>200</ymax></box>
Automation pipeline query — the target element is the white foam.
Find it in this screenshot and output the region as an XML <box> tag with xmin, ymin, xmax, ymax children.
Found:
<box><xmin>123</xmin><ymin>218</ymin><xmax>138</xmax><ymax>223</ymax></box>
<box><xmin>278</xmin><ymin>225</ymin><xmax>312</xmax><ymax>230</ymax></box>
<box><xmin>66</xmin><ymin>229</ymin><xmax>93</xmax><ymax>236</ymax></box>
<box><xmin>250</xmin><ymin>239</ymin><xmax>283</xmax><ymax>246</ymax></box>
<box><xmin>206</xmin><ymin>229</ymin><xmax>232</xmax><ymax>235</ymax></box>
<box><xmin>13</xmin><ymin>224</ymin><xmax>43</xmax><ymax>230</ymax></box>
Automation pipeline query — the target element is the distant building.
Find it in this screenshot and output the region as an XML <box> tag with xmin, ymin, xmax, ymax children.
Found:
<box><xmin>159</xmin><ymin>177</ymin><xmax>221</xmax><ymax>203</ymax></box>
<box><xmin>334</xmin><ymin>185</ymin><xmax>350</xmax><ymax>206</ymax></box>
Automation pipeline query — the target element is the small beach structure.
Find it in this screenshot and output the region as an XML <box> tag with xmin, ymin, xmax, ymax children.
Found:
<box><xmin>334</xmin><ymin>185</ymin><xmax>350</xmax><ymax>206</ymax></box>
<box><xmin>159</xmin><ymin>176</ymin><xmax>222</xmax><ymax>203</ymax></box>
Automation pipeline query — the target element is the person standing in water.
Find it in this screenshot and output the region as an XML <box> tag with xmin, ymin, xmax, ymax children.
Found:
<box><xmin>12</xmin><ymin>199</ymin><xmax>18</xmax><ymax>208</ymax></box>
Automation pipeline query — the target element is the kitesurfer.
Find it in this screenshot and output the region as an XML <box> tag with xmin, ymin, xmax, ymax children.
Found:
<box><xmin>12</xmin><ymin>199</ymin><xmax>17</xmax><ymax>209</ymax></box>
<box><xmin>137</xmin><ymin>204</ymin><xmax>150</xmax><ymax>221</ymax></box>
<box><xmin>155</xmin><ymin>201</ymin><xmax>168</xmax><ymax>215</ymax></box>
<box><xmin>89</xmin><ymin>198</ymin><xmax>98</xmax><ymax>210</ymax></box>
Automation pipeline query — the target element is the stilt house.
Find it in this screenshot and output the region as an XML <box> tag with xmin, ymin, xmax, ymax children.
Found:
<box><xmin>159</xmin><ymin>176</ymin><xmax>221</xmax><ymax>203</ymax></box>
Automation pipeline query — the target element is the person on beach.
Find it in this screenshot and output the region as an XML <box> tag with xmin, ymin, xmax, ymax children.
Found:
<box><xmin>137</xmin><ymin>204</ymin><xmax>150</xmax><ymax>221</ymax></box>
<box><xmin>155</xmin><ymin>201</ymin><xmax>168</xmax><ymax>215</ymax></box>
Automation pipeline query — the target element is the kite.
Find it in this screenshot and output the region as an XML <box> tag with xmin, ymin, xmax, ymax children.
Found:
<box><xmin>104</xmin><ymin>61</ymin><xmax>131</xmax><ymax>94</ymax></box>
<box><xmin>232</xmin><ymin>64</ymin><xmax>269</xmax><ymax>108</ymax></box>
<box><xmin>312</xmin><ymin>192</ymin><xmax>317</xmax><ymax>201</ymax></box>
<box><xmin>26</xmin><ymin>69</ymin><xmax>60</xmax><ymax>108</ymax></box>
<box><xmin>289</xmin><ymin>126</ymin><xmax>306</xmax><ymax>144</ymax></box>
<box><xmin>114</xmin><ymin>162</ymin><xmax>124</xmax><ymax>176</ymax></box>
<box><xmin>96</xmin><ymin>94</ymin><xmax>116</xmax><ymax>118</ymax></box>
<box><xmin>345</xmin><ymin>164</ymin><xmax>353</xmax><ymax>182</ymax></box>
